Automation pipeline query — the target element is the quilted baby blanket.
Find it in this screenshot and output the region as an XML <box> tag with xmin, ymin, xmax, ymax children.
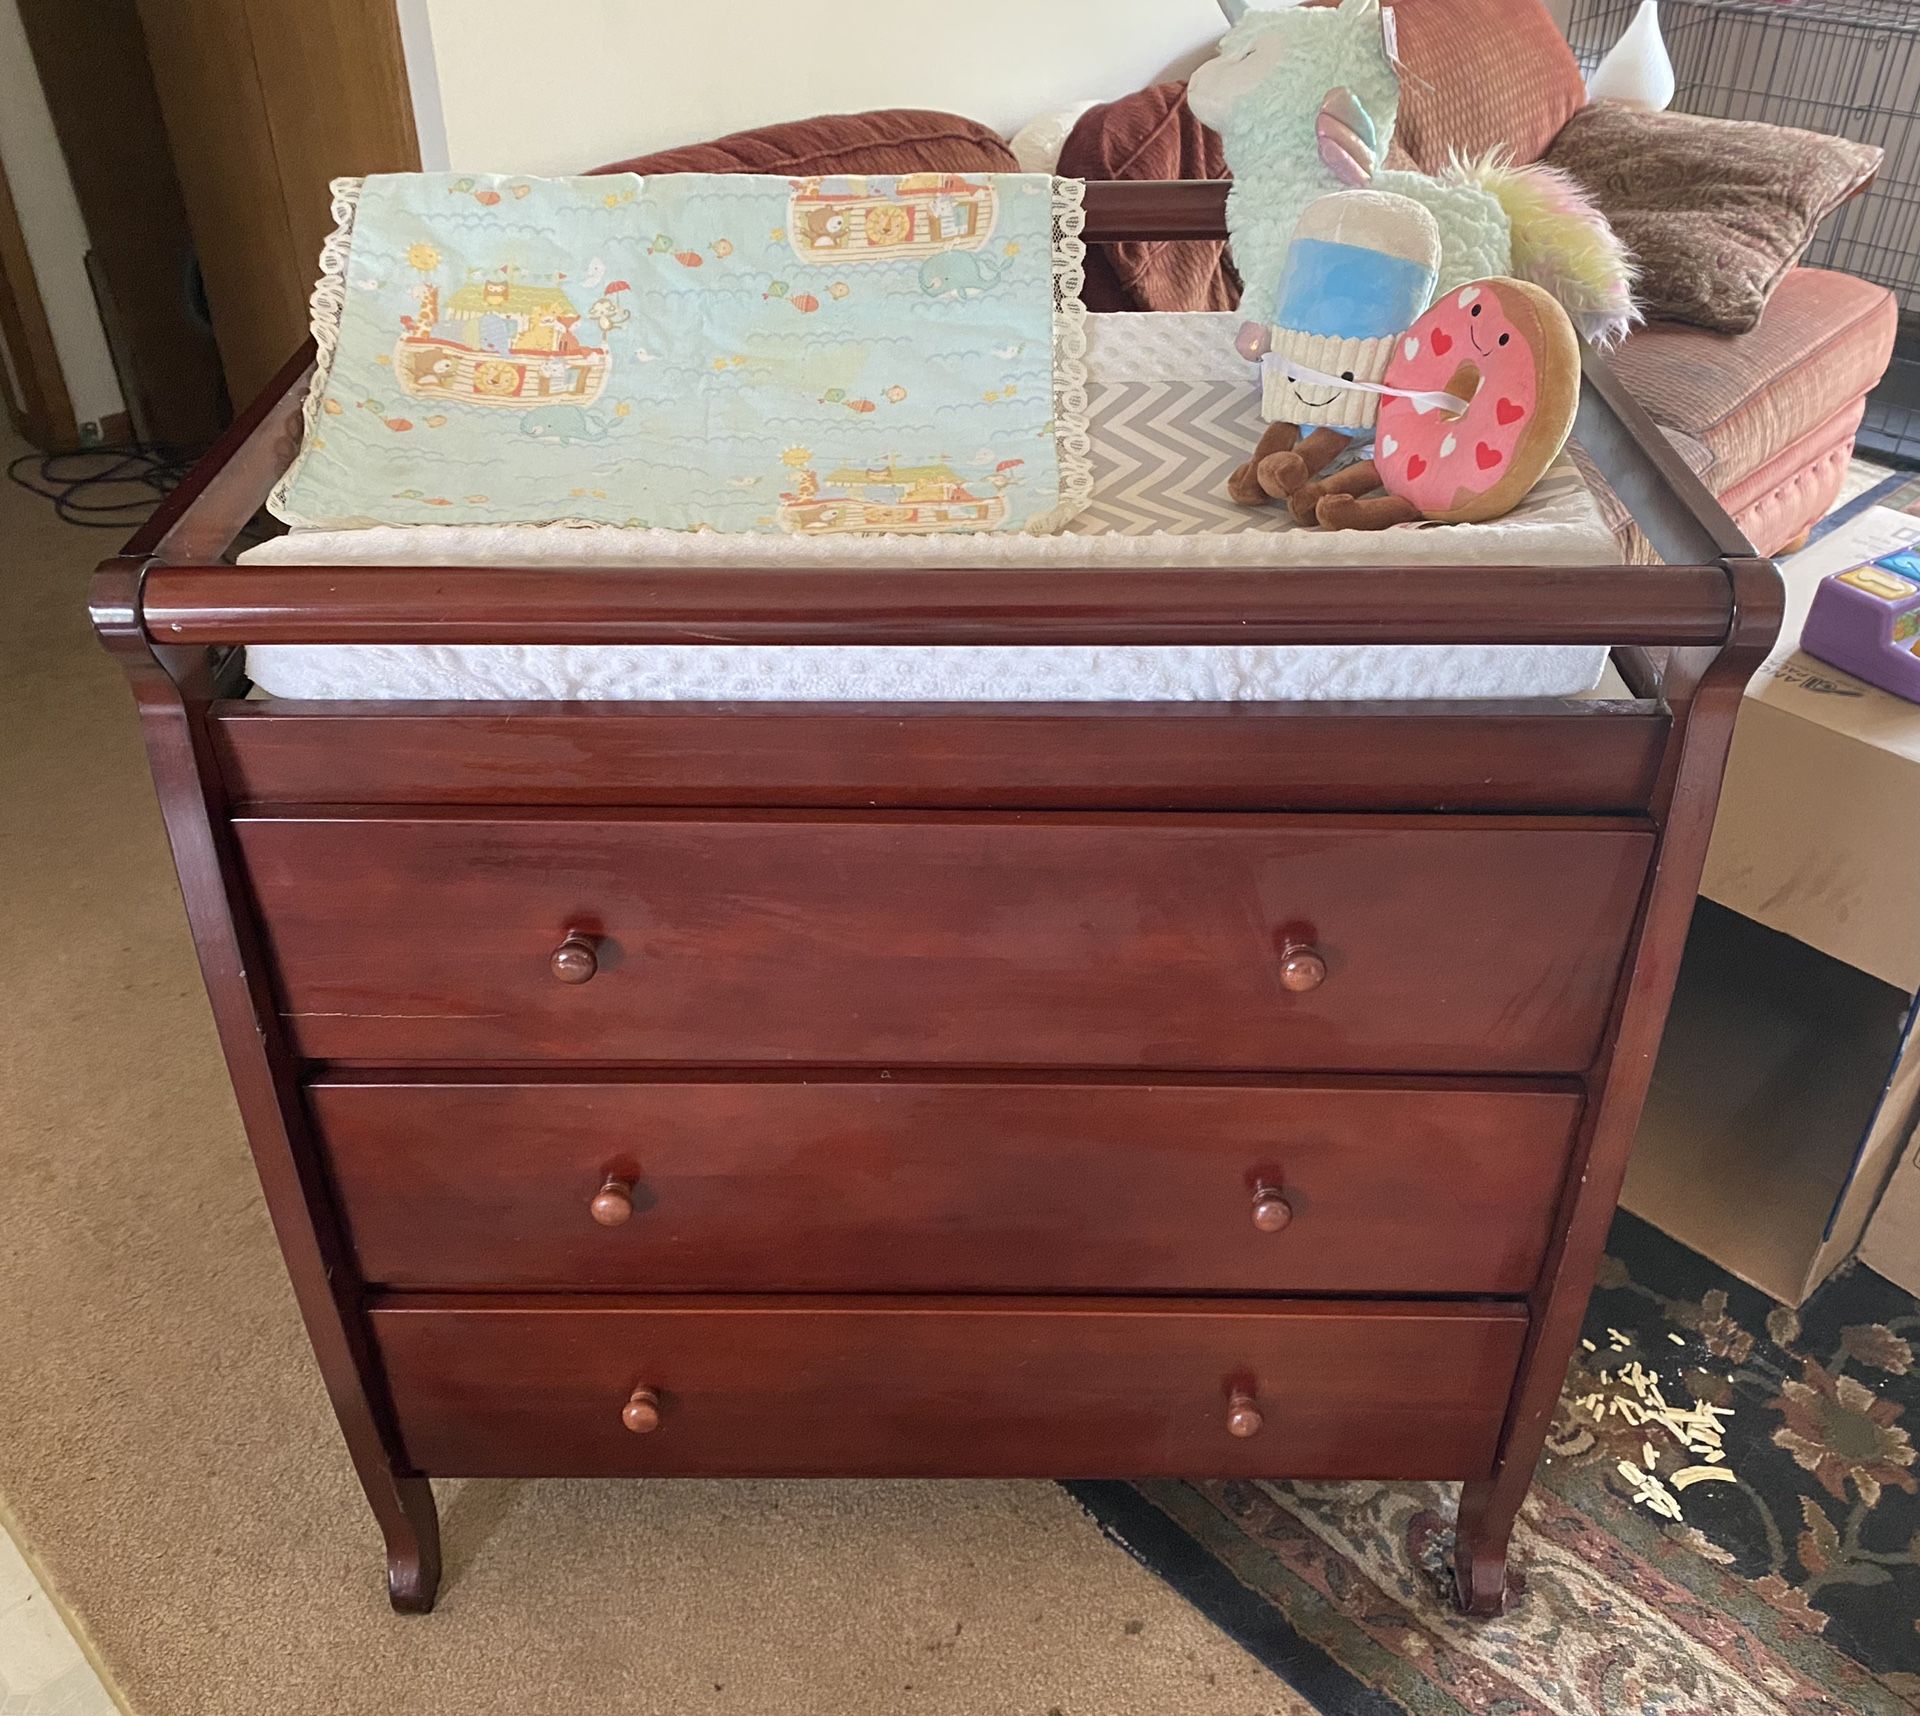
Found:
<box><xmin>270</xmin><ymin>171</ymin><xmax>1091</xmax><ymax>535</ymax></box>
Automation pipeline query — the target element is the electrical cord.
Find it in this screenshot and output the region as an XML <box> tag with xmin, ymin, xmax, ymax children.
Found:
<box><xmin>7</xmin><ymin>443</ymin><xmax>192</xmax><ymax>529</ymax></box>
<box><xmin>7</xmin><ymin>442</ymin><xmax>278</xmax><ymax>549</ymax></box>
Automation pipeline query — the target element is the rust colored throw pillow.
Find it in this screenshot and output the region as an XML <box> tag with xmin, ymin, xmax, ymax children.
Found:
<box><xmin>1388</xmin><ymin>0</ymin><xmax>1587</xmax><ymax>171</ymax></box>
<box><xmin>1546</xmin><ymin>102</ymin><xmax>1881</xmax><ymax>334</ymax></box>
<box><xmin>1057</xmin><ymin>82</ymin><xmax>1239</xmax><ymax>314</ymax></box>
<box><xmin>591</xmin><ymin>109</ymin><xmax>1018</xmax><ymax>178</ymax></box>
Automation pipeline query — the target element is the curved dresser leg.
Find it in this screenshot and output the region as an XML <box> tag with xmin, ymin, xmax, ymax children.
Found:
<box><xmin>87</xmin><ymin>578</ymin><xmax>451</xmax><ymax>1620</ymax></box>
<box><xmin>1452</xmin><ymin>1478</ymin><xmax>1513</xmax><ymax>1617</ymax></box>
<box><xmin>1439</xmin><ymin>565</ymin><xmax>1786</xmax><ymax>1620</ymax></box>
<box><xmin>381</xmin><ymin>1476</ymin><xmax>442</xmax><ymax>1613</ymax></box>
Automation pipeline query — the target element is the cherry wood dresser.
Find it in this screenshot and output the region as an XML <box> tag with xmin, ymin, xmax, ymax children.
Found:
<box><xmin>92</xmin><ymin>183</ymin><xmax>1781</xmax><ymax>1617</ymax></box>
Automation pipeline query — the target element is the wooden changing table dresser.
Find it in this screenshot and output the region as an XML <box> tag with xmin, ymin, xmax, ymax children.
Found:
<box><xmin>92</xmin><ymin>184</ymin><xmax>1780</xmax><ymax>1617</ymax></box>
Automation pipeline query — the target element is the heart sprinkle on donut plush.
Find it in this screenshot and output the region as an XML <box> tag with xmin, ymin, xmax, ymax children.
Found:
<box><xmin>1375</xmin><ymin>278</ymin><xmax>1580</xmax><ymax>525</ymax></box>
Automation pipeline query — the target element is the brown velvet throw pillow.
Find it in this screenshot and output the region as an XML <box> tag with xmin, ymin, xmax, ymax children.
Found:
<box><xmin>591</xmin><ymin>109</ymin><xmax>1018</xmax><ymax>179</ymax></box>
<box><xmin>1057</xmin><ymin>82</ymin><xmax>1239</xmax><ymax>314</ymax></box>
<box><xmin>1546</xmin><ymin>101</ymin><xmax>1881</xmax><ymax>334</ymax></box>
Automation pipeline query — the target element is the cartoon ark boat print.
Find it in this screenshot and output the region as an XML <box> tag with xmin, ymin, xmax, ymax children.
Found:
<box><xmin>787</xmin><ymin>175</ymin><xmax>998</xmax><ymax>264</ymax></box>
<box><xmin>779</xmin><ymin>456</ymin><xmax>1012</xmax><ymax>535</ymax></box>
<box><xmin>393</xmin><ymin>271</ymin><xmax>613</xmax><ymax>409</ymax></box>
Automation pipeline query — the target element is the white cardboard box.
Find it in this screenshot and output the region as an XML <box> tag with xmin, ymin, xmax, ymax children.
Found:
<box><xmin>1622</xmin><ymin>507</ymin><xmax>1920</xmax><ymax>1305</ymax></box>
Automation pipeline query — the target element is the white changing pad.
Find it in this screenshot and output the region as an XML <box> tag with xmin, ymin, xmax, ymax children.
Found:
<box><xmin>241</xmin><ymin>313</ymin><xmax>1616</xmax><ymax>702</ymax></box>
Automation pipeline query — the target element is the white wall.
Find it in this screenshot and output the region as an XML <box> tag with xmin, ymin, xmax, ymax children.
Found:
<box><xmin>402</xmin><ymin>0</ymin><xmax>1233</xmax><ymax>174</ymax></box>
<box><xmin>0</xmin><ymin>0</ymin><xmax>123</xmax><ymax>429</ymax></box>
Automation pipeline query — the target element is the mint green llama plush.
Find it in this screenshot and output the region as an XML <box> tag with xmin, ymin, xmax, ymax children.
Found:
<box><xmin>1187</xmin><ymin>0</ymin><xmax>1635</xmax><ymax>345</ymax></box>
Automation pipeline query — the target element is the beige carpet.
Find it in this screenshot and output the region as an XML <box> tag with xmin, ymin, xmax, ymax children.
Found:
<box><xmin>0</xmin><ymin>440</ymin><xmax>1301</xmax><ymax>1716</ymax></box>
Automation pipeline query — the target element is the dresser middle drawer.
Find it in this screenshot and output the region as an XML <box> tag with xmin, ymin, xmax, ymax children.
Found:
<box><xmin>311</xmin><ymin>1075</ymin><xmax>1577</xmax><ymax>1295</ymax></box>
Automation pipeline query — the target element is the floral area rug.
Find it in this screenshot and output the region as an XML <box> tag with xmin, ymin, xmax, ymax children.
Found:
<box><xmin>1876</xmin><ymin>472</ymin><xmax>1920</xmax><ymax>518</ymax></box>
<box><xmin>1068</xmin><ymin>1211</ymin><xmax>1920</xmax><ymax>1714</ymax></box>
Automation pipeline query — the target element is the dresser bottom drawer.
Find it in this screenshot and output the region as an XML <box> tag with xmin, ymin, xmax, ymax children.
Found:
<box><xmin>371</xmin><ymin>1296</ymin><xmax>1526</xmax><ymax>1480</ymax></box>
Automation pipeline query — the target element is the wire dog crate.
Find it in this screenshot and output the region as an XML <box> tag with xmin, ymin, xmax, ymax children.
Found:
<box><xmin>1566</xmin><ymin>0</ymin><xmax>1920</xmax><ymax>462</ymax></box>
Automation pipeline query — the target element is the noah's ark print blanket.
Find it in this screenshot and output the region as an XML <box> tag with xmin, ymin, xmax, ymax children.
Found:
<box><xmin>269</xmin><ymin>172</ymin><xmax>1092</xmax><ymax>535</ymax></box>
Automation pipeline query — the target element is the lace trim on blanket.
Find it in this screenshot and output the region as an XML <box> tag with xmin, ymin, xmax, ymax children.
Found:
<box><xmin>1027</xmin><ymin>175</ymin><xmax>1093</xmax><ymax>534</ymax></box>
<box><xmin>269</xmin><ymin>176</ymin><xmax>362</xmax><ymax>519</ymax></box>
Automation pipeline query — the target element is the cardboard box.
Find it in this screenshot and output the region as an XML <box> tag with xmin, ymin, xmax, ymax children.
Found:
<box><xmin>1861</xmin><ymin>1109</ymin><xmax>1920</xmax><ymax>1297</ymax></box>
<box><xmin>1623</xmin><ymin>905</ymin><xmax>1918</xmax><ymax>1305</ymax></box>
<box><xmin>1623</xmin><ymin>507</ymin><xmax>1920</xmax><ymax>1305</ymax></box>
<box><xmin>1700</xmin><ymin>508</ymin><xmax>1920</xmax><ymax>992</ymax></box>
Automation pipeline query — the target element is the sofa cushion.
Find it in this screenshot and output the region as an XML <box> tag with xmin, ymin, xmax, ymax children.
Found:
<box><xmin>592</xmin><ymin>109</ymin><xmax>1018</xmax><ymax>178</ymax></box>
<box><xmin>1578</xmin><ymin>408</ymin><xmax>1862</xmax><ymax>564</ymax></box>
<box><xmin>1722</xmin><ymin>398</ymin><xmax>1867</xmax><ymax>556</ymax></box>
<box><xmin>1604</xmin><ymin>267</ymin><xmax>1896</xmax><ymax>491</ymax></box>
<box><xmin>1057</xmin><ymin>82</ymin><xmax>1238</xmax><ymax>313</ymax></box>
<box><xmin>1546</xmin><ymin>103</ymin><xmax>1883</xmax><ymax>333</ymax></box>
<box><xmin>1388</xmin><ymin>0</ymin><xmax>1587</xmax><ymax>171</ymax></box>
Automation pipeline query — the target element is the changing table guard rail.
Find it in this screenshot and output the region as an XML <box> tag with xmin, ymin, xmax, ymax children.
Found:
<box><xmin>105</xmin><ymin>184</ymin><xmax>1754</xmax><ymax>661</ymax></box>
<box><xmin>136</xmin><ymin>562</ymin><xmax>1735</xmax><ymax>650</ymax></box>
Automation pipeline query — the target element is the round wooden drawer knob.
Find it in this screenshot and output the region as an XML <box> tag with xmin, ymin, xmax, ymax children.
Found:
<box><xmin>1250</xmin><ymin>1188</ymin><xmax>1293</xmax><ymax>1233</ymax></box>
<box><xmin>1226</xmin><ymin>1391</ymin><xmax>1263</xmax><ymax>1439</ymax></box>
<box><xmin>550</xmin><ymin>932</ymin><xmax>599</xmax><ymax>985</ymax></box>
<box><xmin>590</xmin><ymin>1177</ymin><xmax>635</xmax><ymax>1227</ymax></box>
<box><xmin>1277</xmin><ymin>942</ymin><xmax>1327</xmax><ymax>993</ymax></box>
<box><xmin>621</xmin><ymin>1386</ymin><xmax>663</xmax><ymax>1434</ymax></box>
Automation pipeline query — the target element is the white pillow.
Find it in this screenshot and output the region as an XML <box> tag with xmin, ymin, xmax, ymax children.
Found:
<box><xmin>1008</xmin><ymin>102</ymin><xmax>1102</xmax><ymax>174</ymax></box>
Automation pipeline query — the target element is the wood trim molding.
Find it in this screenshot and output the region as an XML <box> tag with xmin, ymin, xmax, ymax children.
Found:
<box><xmin>0</xmin><ymin>149</ymin><xmax>78</xmax><ymax>449</ymax></box>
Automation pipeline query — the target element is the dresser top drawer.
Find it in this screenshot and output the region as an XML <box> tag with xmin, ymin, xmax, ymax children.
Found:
<box><xmin>240</xmin><ymin>811</ymin><xmax>1648</xmax><ymax>1072</ymax></box>
<box><xmin>371</xmin><ymin>1295</ymin><xmax>1527</xmax><ymax>1481</ymax></box>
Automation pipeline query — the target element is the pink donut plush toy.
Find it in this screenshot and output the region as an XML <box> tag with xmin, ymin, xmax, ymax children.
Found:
<box><xmin>1373</xmin><ymin>277</ymin><xmax>1581</xmax><ymax>525</ymax></box>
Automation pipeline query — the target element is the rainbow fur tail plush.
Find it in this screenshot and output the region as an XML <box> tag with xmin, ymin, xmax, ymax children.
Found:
<box><xmin>1315</xmin><ymin>104</ymin><xmax>1638</xmax><ymax>347</ymax></box>
<box><xmin>1441</xmin><ymin>151</ymin><xmax>1640</xmax><ymax>348</ymax></box>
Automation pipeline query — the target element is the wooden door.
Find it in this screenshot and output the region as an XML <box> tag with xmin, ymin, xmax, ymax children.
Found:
<box><xmin>17</xmin><ymin>0</ymin><xmax>227</xmax><ymax>447</ymax></box>
<box><xmin>133</xmin><ymin>0</ymin><xmax>420</xmax><ymax>405</ymax></box>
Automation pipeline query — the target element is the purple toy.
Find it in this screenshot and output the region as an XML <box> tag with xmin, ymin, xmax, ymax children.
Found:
<box><xmin>1801</xmin><ymin>548</ymin><xmax>1920</xmax><ymax>703</ymax></box>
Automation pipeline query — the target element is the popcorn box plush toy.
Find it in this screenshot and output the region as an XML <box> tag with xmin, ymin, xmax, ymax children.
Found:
<box><xmin>1228</xmin><ymin>189</ymin><xmax>1439</xmax><ymax>514</ymax></box>
<box><xmin>1258</xmin><ymin>188</ymin><xmax>1441</xmax><ymax>433</ymax></box>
